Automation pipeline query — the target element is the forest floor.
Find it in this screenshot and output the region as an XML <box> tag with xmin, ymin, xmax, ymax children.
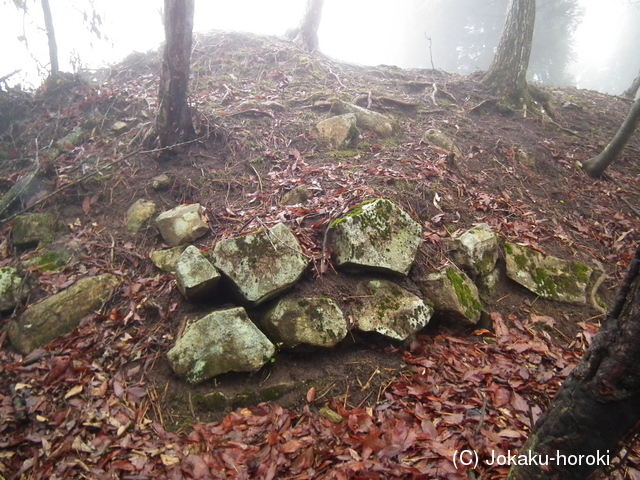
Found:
<box><xmin>1</xmin><ymin>31</ymin><xmax>640</xmax><ymax>479</ymax></box>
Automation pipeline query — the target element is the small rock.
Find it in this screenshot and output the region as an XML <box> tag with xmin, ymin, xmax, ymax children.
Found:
<box><xmin>423</xmin><ymin>129</ymin><xmax>462</xmax><ymax>157</ymax></box>
<box><xmin>8</xmin><ymin>274</ymin><xmax>120</xmax><ymax>354</ymax></box>
<box><xmin>262</xmin><ymin>297</ymin><xmax>348</xmax><ymax>350</ymax></box>
<box><xmin>353</xmin><ymin>279</ymin><xmax>432</xmax><ymax>342</ymax></box>
<box><xmin>126</xmin><ymin>199</ymin><xmax>157</xmax><ymax>234</ymax></box>
<box><xmin>151</xmin><ymin>174</ymin><xmax>171</xmax><ymax>190</ymax></box>
<box><xmin>314</xmin><ymin>113</ymin><xmax>359</xmax><ymax>149</ymax></box>
<box><xmin>504</xmin><ymin>243</ymin><xmax>593</xmax><ymax>305</ymax></box>
<box><xmin>12</xmin><ymin>213</ymin><xmax>56</xmax><ymax>248</ymax></box>
<box><xmin>282</xmin><ymin>185</ymin><xmax>311</xmax><ymax>205</ymax></box>
<box><xmin>150</xmin><ymin>245</ymin><xmax>189</xmax><ymax>272</ymax></box>
<box><xmin>331</xmin><ymin>100</ymin><xmax>399</xmax><ymax>138</ymax></box>
<box><xmin>0</xmin><ymin>267</ymin><xmax>25</xmax><ymax>313</ymax></box>
<box><xmin>211</xmin><ymin>223</ymin><xmax>308</xmax><ymax>307</ymax></box>
<box><xmin>319</xmin><ymin>406</ymin><xmax>344</xmax><ymax>424</ymax></box>
<box><xmin>167</xmin><ymin>307</ymin><xmax>275</xmax><ymax>384</ymax></box>
<box><xmin>111</xmin><ymin>121</ymin><xmax>129</xmax><ymax>135</ymax></box>
<box><xmin>328</xmin><ymin>198</ymin><xmax>422</xmax><ymax>276</ymax></box>
<box><xmin>155</xmin><ymin>203</ymin><xmax>209</xmax><ymax>246</ymax></box>
<box><xmin>450</xmin><ymin>224</ymin><xmax>499</xmax><ymax>278</ymax></box>
<box><xmin>416</xmin><ymin>265</ymin><xmax>483</xmax><ymax>325</ymax></box>
<box><xmin>175</xmin><ymin>246</ymin><xmax>221</xmax><ymax>301</ymax></box>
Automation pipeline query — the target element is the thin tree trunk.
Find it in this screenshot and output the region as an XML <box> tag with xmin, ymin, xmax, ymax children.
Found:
<box><xmin>482</xmin><ymin>0</ymin><xmax>536</xmax><ymax>104</ymax></box>
<box><xmin>40</xmin><ymin>0</ymin><xmax>59</xmax><ymax>78</ymax></box>
<box><xmin>582</xmin><ymin>95</ymin><xmax>640</xmax><ymax>178</ymax></box>
<box><xmin>507</xmin><ymin>244</ymin><xmax>640</xmax><ymax>480</ymax></box>
<box><xmin>292</xmin><ymin>0</ymin><xmax>324</xmax><ymax>52</ymax></box>
<box><xmin>157</xmin><ymin>0</ymin><xmax>195</xmax><ymax>149</ymax></box>
<box><xmin>623</xmin><ymin>70</ymin><xmax>640</xmax><ymax>100</ymax></box>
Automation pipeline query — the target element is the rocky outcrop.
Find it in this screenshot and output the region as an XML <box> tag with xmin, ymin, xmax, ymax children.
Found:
<box><xmin>212</xmin><ymin>223</ymin><xmax>308</xmax><ymax>307</ymax></box>
<box><xmin>416</xmin><ymin>265</ymin><xmax>483</xmax><ymax>325</ymax></box>
<box><xmin>155</xmin><ymin>203</ymin><xmax>209</xmax><ymax>246</ymax></box>
<box><xmin>314</xmin><ymin>113</ymin><xmax>359</xmax><ymax>149</ymax></box>
<box><xmin>175</xmin><ymin>245</ymin><xmax>221</xmax><ymax>301</ymax></box>
<box><xmin>262</xmin><ymin>297</ymin><xmax>348</xmax><ymax>350</ymax></box>
<box><xmin>504</xmin><ymin>243</ymin><xmax>593</xmax><ymax>305</ymax></box>
<box><xmin>167</xmin><ymin>307</ymin><xmax>275</xmax><ymax>384</ymax></box>
<box><xmin>328</xmin><ymin>199</ymin><xmax>422</xmax><ymax>276</ymax></box>
<box><xmin>8</xmin><ymin>274</ymin><xmax>120</xmax><ymax>354</ymax></box>
<box><xmin>352</xmin><ymin>279</ymin><xmax>432</xmax><ymax>342</ymax></box>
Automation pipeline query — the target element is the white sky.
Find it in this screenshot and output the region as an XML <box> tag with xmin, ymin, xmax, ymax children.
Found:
<box><xmin>0</xmin><ymin>0</ymin><xmax>631</xmax><ymax>93</ymax></box>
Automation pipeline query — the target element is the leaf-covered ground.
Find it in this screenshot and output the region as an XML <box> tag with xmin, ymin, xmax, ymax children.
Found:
<box><xmin>1</xmin><ymin>31</ymin><xmax>640</xmax><ymax>479</ymax></box>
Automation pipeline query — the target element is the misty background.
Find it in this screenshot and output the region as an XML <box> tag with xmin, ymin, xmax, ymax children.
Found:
<box><xmin>1</xmin><ymin>0</ymin><xmax>638</xmax><ymax>96</ymax></box>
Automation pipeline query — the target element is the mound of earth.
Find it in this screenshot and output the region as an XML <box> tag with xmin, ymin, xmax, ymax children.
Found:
<box><xmin>1</xmin><ymin>31</ymin><xmax>639</xmax><ymax>478</ymax></box>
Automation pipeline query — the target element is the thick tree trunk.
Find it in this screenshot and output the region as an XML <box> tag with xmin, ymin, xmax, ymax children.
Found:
<box><xmin>157</xmin><ymin>0</ymin><xmax>195</xmax><ymax>149</ymax></box>
<box><xmin>623</xmin><ymin>70</ymin><xmax>640</xmax><ymax>100</ymax></box>
<box><xmin>582</xmin><ymin>95</ymin><xmax>640</xmax><ymax>178</ymax></box>
<box><xmin>507</xmin><ymin>244</ymin><xmax>640</xmax><ymax>480</ymax></box>
<box><xmin>482</xmin><ymin>0</ymin><xmax>536</xmax><ymax>104</ymax></box>
<box><xmin>41</xmin><ymin>0</ymin><xmax>59</xmax><ymax>78</ymax></box>
<box><xmin>291</xmin><ymin>0</ymin><xmax>324</xmax><ymax>52</ymax></box>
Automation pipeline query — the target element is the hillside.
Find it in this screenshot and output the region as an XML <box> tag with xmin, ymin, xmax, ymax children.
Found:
<box><xmin>1</xmin><ymin>31</ymin><xmax>639</xmax><ymax>479</ymax></box>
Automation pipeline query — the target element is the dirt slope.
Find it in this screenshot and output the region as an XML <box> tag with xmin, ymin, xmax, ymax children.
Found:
<box><xmin>0</xmin><ymin>31</ymin><xmax>639</xmax><ymax>479</ymax></box>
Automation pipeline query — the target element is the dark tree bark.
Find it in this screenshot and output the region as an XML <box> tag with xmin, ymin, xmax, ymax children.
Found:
<box><xmin>290</xmin><ymin>0</ymin><xmax>324</xmax><ymax>52</ymax></box>
<box><xmin>40</xmin><ymin>0</ymin><xmax>59</xmax><ymax>78</ymax></box>
<box><xmin>582</xmin><ymin>95</ymin><xmax>640</xmax><ymax>178</ymax></box>
<box><xmin>623</xmin><ymin>70</ymin><xmax>640</xmax><ymax>100</ymax></box>
<box><xmin>507</xmin><ymin>244</ymin><xmax>640</xmax><ymax>480</ymax></box>
<box><xmin>482</xmin><ymin>0</ymin><xmax>536</xmax><ymax>105</ymax></box>
<box><xmin>157</xmin><ymin>0</ymin><xmax>195</xmax><ymax>149</ymax></box>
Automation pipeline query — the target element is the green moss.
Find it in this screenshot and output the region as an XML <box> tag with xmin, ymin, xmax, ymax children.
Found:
<box><xmin>193</xmin><ymin>392</ymin><xmax>228</xmax><ymax>412</ymax></box>
<box><xmin>446</xmin><ymin>268</ymin><xmax>482</xmax><ymax>319</ymax></box>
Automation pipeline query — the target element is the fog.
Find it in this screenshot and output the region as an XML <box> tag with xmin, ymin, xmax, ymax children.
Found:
<box><xmin>1</xmin><ymin>0</ymin><xmax>638</xmax><ymax>96</ymax></box>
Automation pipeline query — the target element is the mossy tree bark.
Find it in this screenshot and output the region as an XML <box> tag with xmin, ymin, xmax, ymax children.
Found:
<box><xmin>623</xmin><ymin>70</ymin><xmax>640</xmax><ymax>100</ymax></box>
<box><xmin>482</xmin><ymin>0</ymin><xmax>536</xmax><ymax>106</ymax></box>
<box><xmin>291</xmin><ymin>0</ymin><xmax>324</xmax><ymax>52</ymax></box>
<box><xmin>507</xmin><ymin>244</ymin><xmax>640</xmax><ymax>480</ymax></box>
<box><xmin>582</xmin><ymin>95</ymin><xmax>640</xmax><ymax>178</ymax></box>
<box><xmin>157</xmin><ymin>0</ymin><xmax>195</xmax><ymax>149</ymax></box>
<box><xmin>41</xmin><ymin>0</ymin><xmax>59</xmax><ymax>78</ymax></box>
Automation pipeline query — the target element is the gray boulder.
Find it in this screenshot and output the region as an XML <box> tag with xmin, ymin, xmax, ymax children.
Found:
<box><xmin>314</xmin><ymin>113</ymin><xmax>359</xmax><ymax>149</ymax></box>
<box><xmin>150</xmin><ymin>245</ymin><xmax>189</xmax><ymax>272</ymax></box>
<box><xmin>504</xmin><ymin>243</ymin><xmax>593</xmax><ymax>305</ymax></box>
<box><xmin>155</xmin><ymin>203</ymin><xmax>209</xmax><ymax>246</ymax></box>
<box><xmin>328</xmin><ymin>198</ymin><xmax>422</xmax><ymax>276</ymax></box>
<box><xmin>353</xmin><ymin>279</ymin><xmax>432</xmax><ymax>341</ymax></box>
<box><xmin>167</xmin><ymin>307</ymin><xmax>275</xmax><ymax>384</ymax></box>
<box><xmin>212</xmin><ymin>223</ymin><xmax>308</xmax><ymax>307</ymax></box>
<box><xmin>262</xmin><ymin>297</ymin><xmax>348</xmax><ymax>350</ymax></box>
<box><xmin>175</xmin><ymin>246</ymin><xmax>221</xmax><ymax>301</ymax></box>
<box><xmin>8</xmin><ymin>274</ymin><xmax>120</xmax><ymax>354</ymax></box>
<box><xmin>416</xmin><ymin>265</ymin><xmax>483</xmax><ymax>325</ymax></box>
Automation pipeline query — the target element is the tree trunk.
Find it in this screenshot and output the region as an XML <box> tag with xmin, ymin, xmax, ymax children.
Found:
<box><xmin>507</xmin><ymin>244</ymin><xmax>640</xmax><ymax>480</ymax></box>
<box><xmin>482</xmin><ymin>0</ymin><xmax>536</xmax><ymax>105</ymax></box>
<box><xmin>623</xmin><ymin>70</ymin><xmax>640</xmax><ymax>100</ymax></box>
<box><xmin>582</xmin><ymin>95</ymin><xmax>640</xmax><ymax>178</ymax></box>
<box><xmin>157</xmin><ymin>0</ymin><xmax>195</xmax><ymax>149</ymax></box>
<box><xmin>40</xmin><ymin>0</ymin><xmax>59</xmax><ymax>78</ymax></box>
<box><xmin>291</xmin><ymin>0</ymin><xmax>324</xmax><ymax>52</ymax></box>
